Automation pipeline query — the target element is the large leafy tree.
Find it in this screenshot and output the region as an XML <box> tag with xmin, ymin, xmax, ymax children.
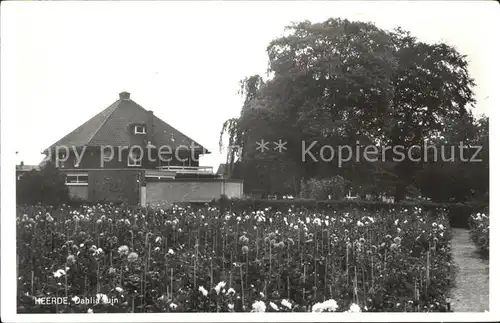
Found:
<box><xmin>221</xmin><ymin>18</ymin><xmax>477</xmax><ymax>200</ymax></box>
<box><xmin>417</xmin><ymin>115</ymin><xmax>488</xmax><ymax>203</ymax></box>
<box><xmin>384</xmin><ymin>28</ymin><xmax>475</xmax><ymax>200</ymax></box>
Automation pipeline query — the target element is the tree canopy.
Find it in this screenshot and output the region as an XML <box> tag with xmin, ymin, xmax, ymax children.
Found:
<box><xmin>221</xmin><ymin>18</ymin><xmax>485</xmax><ymax>202</ymax></box>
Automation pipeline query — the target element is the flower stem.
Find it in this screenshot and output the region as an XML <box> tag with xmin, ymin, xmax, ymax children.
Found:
<box><xmin>229</xmin><ymin>250</ymin><xmax>233</xmax><ymax>286</ymax></box>
<box><xmin>170</xmin><ymin>268</ymin><xmax>174</xmax><ymax>299</ymax></box>
<box><xmin>211</xmin><ymin>258</ymin><xmax>214</xmax><ymax>289</ymax></box>
<box><xmin>31</xmin><ymin>270</ymin><xmax>34</xmax><ymax>297</ymax></box>
<box><xmin>287</xmin><ymin>276</ymin><xmax>290</xmax><ymax>300</ymax></box>
<box><xmin>240</xmin><ymin>265</ymin><xmax>245</xmax><ymax>309</ymax></box>
<box><xmin>194</xmin><ymin>238</ymin><xmax>198</xmax><ymax>289</ymax></box>
<box><xmin>256</xmin><ymin>228</ymin><xmax>259</xmax><ymax>261</ymax></box>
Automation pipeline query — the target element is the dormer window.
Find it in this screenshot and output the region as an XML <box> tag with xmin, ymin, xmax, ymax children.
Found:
<box><xmin>134</xmin><ymin>125</ymin><xmax>146</xmax><ymax>134</ymax></box>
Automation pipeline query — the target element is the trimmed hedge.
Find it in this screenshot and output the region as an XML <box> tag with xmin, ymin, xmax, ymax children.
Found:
<box><xmin>41</xmin><ymin>197</ymin><xmax>487</xmax><ymax>229</ymax></box>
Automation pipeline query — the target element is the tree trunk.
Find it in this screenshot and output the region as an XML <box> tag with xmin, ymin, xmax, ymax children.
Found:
<box><xmin>394</xmin><ymin>182</ymin><xmax>406</xmax><ymax>203</ymax></box>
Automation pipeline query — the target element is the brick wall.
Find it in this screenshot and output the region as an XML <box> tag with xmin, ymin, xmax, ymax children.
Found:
<box><xmin>146</xmin><ymin>179</ymin><xmax>243</xmax><ymax>203</ymax></box>
<box><xmin>68</xmin><ymin>186</ymin><xmax>88</xmax><ymax>200</ymax></box>
<box><xmin>49</xmin><ymin>147</ymin><xmax>200</xmax><ymax>169</ymax></box>
<box><xmin>88</xmin><ymin>169</ymin><xmax>145</xmax><ymax>204</ymax></box>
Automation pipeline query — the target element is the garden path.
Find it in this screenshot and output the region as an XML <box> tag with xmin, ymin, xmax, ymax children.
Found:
<box><xmin>449</xmin><ymin>228</ymin><xmax>489</xmax><ymax>312</ymax></box>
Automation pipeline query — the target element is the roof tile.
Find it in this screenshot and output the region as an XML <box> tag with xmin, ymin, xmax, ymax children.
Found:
<box><xmin>46</xmin><ymin>95</ymin><xmax>209</xmax><ymax>154</ymax></box>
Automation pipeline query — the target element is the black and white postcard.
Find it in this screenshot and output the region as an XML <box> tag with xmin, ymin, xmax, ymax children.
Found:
<box><xmin>1</xmin><ymin>1</ymin><xmax>498</xmax><ymax>322</ymax></box>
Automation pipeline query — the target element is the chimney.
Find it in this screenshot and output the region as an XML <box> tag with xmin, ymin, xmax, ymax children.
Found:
<box><xmin>119</xmin><ymin>91</ymin><xmax>130</xmax><ymax>100</ymax></box>
<box><xmin>20</xmin><ymin>161</ymin><xmax>24</xmax><ymax>167</ymax></box>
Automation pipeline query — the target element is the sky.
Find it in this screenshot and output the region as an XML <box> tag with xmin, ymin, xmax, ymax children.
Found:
<box><xmin>2</xmin><ymin>1</ymin><xmax>499</xmax><ymax>170</ymax></box>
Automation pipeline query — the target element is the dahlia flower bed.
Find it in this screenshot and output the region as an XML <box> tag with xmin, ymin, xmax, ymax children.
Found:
<box><xmin>17</xmin><ymin>204</ymin><xmax>454</xmax><ymax>313</ymax></box>
<box><xmin>469</xmin><ymin>213</ymin><xmax>489</xmax><ymax>259</ymax></box>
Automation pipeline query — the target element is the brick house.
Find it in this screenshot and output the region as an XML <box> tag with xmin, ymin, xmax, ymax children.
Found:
<box><xmin>43</xmin><ymin>92</ymin><xmax>243</xmax><ymax>205</ymax></box>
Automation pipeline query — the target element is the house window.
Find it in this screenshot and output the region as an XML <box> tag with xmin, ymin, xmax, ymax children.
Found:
<box><xmin>102</xmin><ymin>149</ymin><xmax>113</xmax><ymax>161</ymax></box>
<box><xmin>128</xmin><ymin>151</ymin><xmax>142</xmax><ymax>167</ymax></box>
<box><xmin>65</xmin><ymin>173</ymin><xmax>88</xmax><ymax>186</ymax></box>
<box><xmin>58</xmin><ymin>153</ymin><xmax>66</xmax><ymax>168</ymax></box>
<box><xmin>134</xmin><ymin>125</ymin><xmax>146</xmax><ymax>134</ymax></box>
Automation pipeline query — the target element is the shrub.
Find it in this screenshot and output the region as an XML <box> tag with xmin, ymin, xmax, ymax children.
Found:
<box><xmin>469</xmin><ymin>213</ymin><xmax>489</xmax><ymax>259</ymax></box>
<box><xmin>300</xmin><ymin>176</ymin><xmax>348</xmax><ymax>200</ymax></box>
<box><xmin>17</xmin><ymin>162</ymin><xmax>70</xmax><ymax>206</ymax></box>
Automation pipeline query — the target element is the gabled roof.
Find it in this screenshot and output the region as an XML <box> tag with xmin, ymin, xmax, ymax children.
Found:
<box><xmin>45</xmin><ymin>92</ymin><xmax>209</xmax><ymax>154</ymax></box>
<box><xmin>39</xmin><ymin>155</ymin><xmax>51</xmax><ymax>167</ymax></box>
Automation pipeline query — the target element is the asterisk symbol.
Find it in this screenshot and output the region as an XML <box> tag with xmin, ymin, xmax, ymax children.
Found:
<box><xmin>274</xmin><ymin>139</ymin><xmax>287</xmax><ymax>153</ymax></box>
<box><xmin>255</xmin><ymin>139</ymin><xmax>269</xmax><ymax>153</ymax></box>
